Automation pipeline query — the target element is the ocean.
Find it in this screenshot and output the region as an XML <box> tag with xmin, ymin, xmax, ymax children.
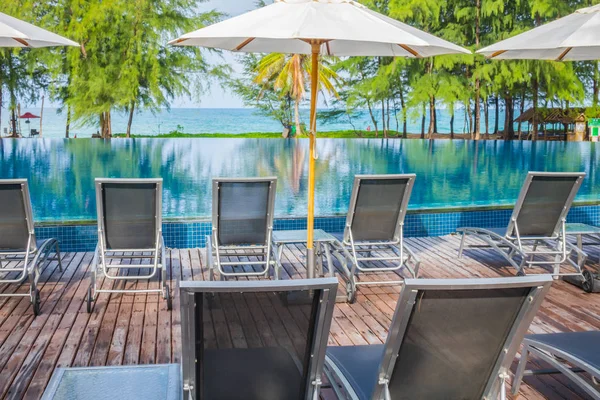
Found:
<box><xmin>0</xmin><ymin>107</ymin><xmax>508</xmax><ymax>138</ymax></box>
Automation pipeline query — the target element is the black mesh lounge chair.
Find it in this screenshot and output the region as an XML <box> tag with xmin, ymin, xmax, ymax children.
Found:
<box><xmin>206</xmin><ymin>177</ymin><xmax>278</xmax><ymax>280</ymax></box>
<box><xmin>331</xmin><ymin>174</ymin><xmax>420</xmax><ymax>302</ymax></box>
<box><xmin>86</xmin><ymin>178</ymin><xmax>171</xmax><ymax>312</ymax></box>
<box><xmin>512</xmin><ymin>331</ymin><xmax>600</xmax><ymax>400</ymax></box>
<box><xmin>0</xmin><ymin>179</ymin><xmax>62</xmax><ymax>316</ymax></box>
<box><xmin>180</xmin><ymin>278</ymin><xmax>338</xmax><ymax>400</ymax></box>
<box><xmin>458</xmin><ymin>172</ymin><xmax>587</xmax><ymax>276</ymax></box>
<box><xmin>324</xmin><ymin>276</ymin><xmax>553</xmax><ymax>400</ymax></box>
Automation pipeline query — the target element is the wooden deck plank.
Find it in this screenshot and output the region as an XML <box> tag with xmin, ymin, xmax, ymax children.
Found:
<box><xmin>0</xmin><ymin>235</ymin><xmax>597</xmax><ymax>399</ymax></box>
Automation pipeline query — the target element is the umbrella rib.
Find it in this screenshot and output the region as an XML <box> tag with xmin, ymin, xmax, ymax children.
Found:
<box><xmin>489</xmin><ymin>50</ymin><xmax>507</xmax><ymax>59</ymax></box>
<box><xmin>556</xmin><ymin>47</ymin><xmax>573</xmax><ymax>61</ymax></box>
<box><xmin>235</xmin><ymin>37</ymin><xmax>255</xmax><ymax>51</ymax></box>
<box><xmin>398</xmin><ymin>44</ymin><xmax>421</xmax><ymax>58</ymax></box>
<box><xmin>12</xmin><ymin>37</ymin><xmax>30</xmax><ymax>47</ymax></box>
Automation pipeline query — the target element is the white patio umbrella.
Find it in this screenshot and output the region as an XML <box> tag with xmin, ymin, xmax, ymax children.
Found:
<box><xmin>0</xmin><ymin>11</ymin><xmax>78</xmax><ymax>48</ymax></box>
<box><xmin>170</xmin><ymin>0</ymin><xmax>470</xmax><ymax>276</ymax></box>
<box><xmin>478</xmin><ymin>4</ymin><xmax>600</xmax><ymax>61</ymax></box>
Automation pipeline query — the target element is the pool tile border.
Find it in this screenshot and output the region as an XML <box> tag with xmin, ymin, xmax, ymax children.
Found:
<box><xmin>35</xmin><ymin>204</ymin><xmax>600</xmax><ymax>253</ymax></box>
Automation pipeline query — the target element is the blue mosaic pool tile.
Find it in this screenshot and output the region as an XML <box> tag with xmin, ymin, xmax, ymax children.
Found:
<box><xmin>33</xmin><ymin>204</ymin><xmax>600</xmax><ymax>252</ymax></box>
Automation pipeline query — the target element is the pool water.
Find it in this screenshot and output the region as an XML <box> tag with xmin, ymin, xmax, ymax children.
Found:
<box><xmin>0</xmin><ymin>138</ymin><xmax>597</xmax><ymax>222</ymax></box>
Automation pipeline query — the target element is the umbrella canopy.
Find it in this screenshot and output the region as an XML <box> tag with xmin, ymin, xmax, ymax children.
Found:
<box><xmin>170</xmin><ymin>0</ymin><xmax>470</xmax><ymax>277</ymax></box>
<box><xmin>19</xmin><ymin>112</ymin><xmax>40</xmax><ymax>119</ymax></box>
<box><xmin>0</xmin><ymin>11</ymin><xmax>78</xmax><ymax>48</ymax></box>
<box><xmin>170</xmin><ymin>0</ymin><xmax>470</xmax><ymax>57</ymax></box>
<box><xmin>478</xmin><ymin>4</ymin><xmax>600</xmax><ymax>61</ymax></box>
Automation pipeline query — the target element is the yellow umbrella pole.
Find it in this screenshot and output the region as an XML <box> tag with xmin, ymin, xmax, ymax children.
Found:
<box><xmin>307</xmin><ymin>41</ymin><xmax>320</xmax><ymax>278</ymax></box>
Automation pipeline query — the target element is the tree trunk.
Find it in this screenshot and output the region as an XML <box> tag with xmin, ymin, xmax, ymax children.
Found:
<box><xmin>420</xmin><ymin>103</ymin><xmax>426</xmax><ymax>139</ymax></box>
<box><xmin>494</xmin><ymin>95</ymin><xmax>499</xmax><ymax>134</ymax></box>
<box><xmin>473</xmin><ymin>0</ymin><xmax>481</xmax><ymax>140</ymax></box>
<box><xmin>484</xmin><ymin>99</ymin><xmax>489</xmax><ymax>139</ymax></box>
<box><xmin>11</xmin><ymin>108</ymin><xmax>17</xmax><ymax>138</ymax></box>
<box><xmin>381</xmin><ymin>100</ymin><xmax>387</xmax><ymax>138</ymax></box>
<box><xmin>428</xmin><ymin>96</ymin><xmax>435</xmax><ymax>139</ymax></box>
<box><xmin>594</xmin><ymin>61</ymin><xmax>599</xmax><ymax>108</ymax></box>
<box><xmin>450</xmin><ymin>103</ymin><xmax>455</xmax><ymax>139</ymax></box>
<box><xmin>386</xmin><ymin>99</ymin><xmax>391</xmax><ymax>137</ymax></box>
<box><xmin>65</xmin><ymin>105</ymin><xmax>71</xmax><ymax>139</ymax></box>
<box><xmin>39</xmin><ymin>95</ymin><xmax>44</xmax><ymax>137</ymax></box>
<box><xmin>400</xmin><ymin>91</ymin><xmax>407</xmax><ymax>138</ymax></box>
<box><xmin>503</xmin><ymin>95</ymin><xmax>514</xmax><ymax>140</ymax></box>
<box><xmin>127</xmin><ymin>102</ymin><xmax>135</xmax><ymax>138</ymax></box>
<box><xmin>293</xmin><ymin>98</ymin><xmax>302</xmax><ymax>135</ymax></box>
<box><xmin>532</xmin><ymin>78</ymin><xmax>539</xmax><ymax>141</ymax></box>
<box><xmin>466</xmin><ymin>101</ymin><xmax>473</xmax><ymax>138</ymax></box>
<box><xmin>366</xmin><ymin>101</ymin><xmax>378</xmax><ymax>137</ymax></box>
<box><xmin>434</xmin><ymin>100</ymin><xmax>438</xmax><ymax>134</ymax></box>
<box><xmin>100</xmin><ymin>110</ymin><xmax>112</xmax><ymax>139</ymax></box>
<box><xmin>517</xmin><ymin>88</ymin><xmax>526</xmax><ymax>140</ymax></box>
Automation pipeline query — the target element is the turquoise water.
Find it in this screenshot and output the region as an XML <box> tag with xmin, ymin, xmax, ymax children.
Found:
<box><xmin>0</xmin><ymin>138</ymin><xmax>596</xmax><ymax>222</ymax></box>
<box><xmin>3</xmin><ymin>108</ymin><xmax>507</xmax><ymax>138</ymax></box>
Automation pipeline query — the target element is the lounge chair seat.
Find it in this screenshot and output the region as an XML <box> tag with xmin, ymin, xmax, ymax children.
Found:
<box><xmin>204</xmin><ymin>347</ymin><xmax>305</xmax><ymax>400</ymax></box>
<box><xmin>326</xmin><ymin>345</ymin><xmax>383</xmax><ymax>400</ymax></box>
<box><xmin>513</xmin><ymin>331</ymin><xmax>600</xmax><ymax>399</ymax></box>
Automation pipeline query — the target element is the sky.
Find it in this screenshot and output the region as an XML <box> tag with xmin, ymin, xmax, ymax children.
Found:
<box><xmin>185</xmin><ymin>0</ymin><xmax>260</xmax><ymax>108</ymax></box>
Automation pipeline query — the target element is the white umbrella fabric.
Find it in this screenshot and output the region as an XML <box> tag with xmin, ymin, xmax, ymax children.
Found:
<box><xmin>170</xmin><ymin>0</ymin><xmax>470</xmax><ymax>277</ymax></box>
<box><xmin>478</xmin><ymin>4</ymin><xmax>600</xmax><ymax>61</ymax></box>
<box><xmin>0</xmin><ymin>11</ymin><xmax>78</xmax><ymax>48</ymax></box>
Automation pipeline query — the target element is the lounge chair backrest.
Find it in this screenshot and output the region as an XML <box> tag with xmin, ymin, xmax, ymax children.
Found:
<box><xmin>0</xmin><ymin>179</ymin><xmax>35</xmax><ymax>251</ymax></box>
<box><xmin>507</xmin><ymin>172</ymin><xmax>585</xmax><ymax>238</ymax></box>
<box><xmin>374</xmin><ymin>276</ymin><xmax>552</xmax><ymax>400</ymax></box>
<box><xmin>213</xmin><ymin>177</ymin><xmax>277</xmax><ymax>246</ymax></box>
<box><xmin>96</xmin><ymin>179</ymin><xmax>162</xmax><ymax>250</ymax></box>
<box><xmin>344</xmin><ymin>174</ymin><xmax>415</xmax><ymax>243</ymax></box>
<box><xmin>180</xmin><ymin>278</ymin><xmax>338</xmax><ymax>400</ymax></box>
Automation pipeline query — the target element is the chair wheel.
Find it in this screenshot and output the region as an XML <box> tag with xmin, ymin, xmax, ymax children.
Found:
<box><xmin>33</xmin><ymin>289</ymin><xmax>41</xmax><ymax>316</ymax></box>
<box><xmin>582</xmin><ymin>270</ymin><xmax>595</xmax><ymax>294</ymax></box>
<box><xmin>87</xmin><ymin>286</ymin><xmax>93</xmax><ymax>313</ymax></box>
<box><xmin>165</xmin><ymin>286</ymin><xmax>172</xmax><ymax>310</ymax></box>
<box><xmin>516</xmin><ymin>270</ymin><xmax>526</xmax><ymax>277</ymax></box>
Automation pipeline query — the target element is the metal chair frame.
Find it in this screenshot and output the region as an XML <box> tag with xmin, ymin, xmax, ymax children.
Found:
<box><xmin>332</xmin><ymin>174</ymin><xmax>420</xmax><ymax>302</ymax></box>
<box><xmin>324</xmin><ymin>276</ymin><xmax>553</xmax><ymax>400</ymax></box>
<box><xmin>458</xmin><ymin>172</ymin><xmax>587</xmax><ymax>276</ymax></box>
<box><xmin>512</xmin><ymin>334</ymin><xmax>600</xmax><ymax>400</ymax></box>
<box><xmin>0</xmin><ymin>179</ymin><xmax>62</xmax><ymax>316</ymax></box>
<box><xmin>87</xmin><ymin>178</ymin><xmax>170</xmax><ymax>312</ymax></box>
<box><xmin>206</xmin><ymin>177</ymin><xmax>279</xmax><ymax>280</ymax></box>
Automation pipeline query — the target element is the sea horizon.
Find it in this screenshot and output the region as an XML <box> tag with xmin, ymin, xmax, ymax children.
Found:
<box><xmin>0</xmin><ymin>107</ymin><xmax>508</xmax><ymax>138</ymax></box>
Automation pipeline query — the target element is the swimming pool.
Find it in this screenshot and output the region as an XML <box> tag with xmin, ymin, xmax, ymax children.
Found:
<box><xmin>0</xmin><ymin>138</ymin><xmax>598</xmax><ymax>222</ymax></box>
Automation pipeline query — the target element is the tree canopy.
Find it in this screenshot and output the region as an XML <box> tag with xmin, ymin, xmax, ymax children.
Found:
<box><xmin>2</xmin><ymin>0</ymin><xmax>600</xmax><ymax>140</ymax></box>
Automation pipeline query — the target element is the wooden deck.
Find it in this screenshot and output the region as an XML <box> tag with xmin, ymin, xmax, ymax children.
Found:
<box><xmin>0</xmin><ymin>234</ymin><xmax>598</xmax><ymax>400</ymax></box>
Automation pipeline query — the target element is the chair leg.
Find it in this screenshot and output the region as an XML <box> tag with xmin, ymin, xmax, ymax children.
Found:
<box><xmin>55</xmin><ymin>242</ymin><xmax>63</xmax><ymax>272</ymax></box>
<box><xmin>512</xmin><ymin>347</ymin><xmax>529</xmax><ymax>396</ymax></box>
<box><xmin>458</xmin><ymin>232</ymin><xmax>467</xmax><ymax>258</ymax></box>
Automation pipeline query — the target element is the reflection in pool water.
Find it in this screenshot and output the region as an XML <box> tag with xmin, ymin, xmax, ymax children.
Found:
<box><xmin>0</xmin><ymin>138</ymin><xmax>597</xmax><ymax>222</ymax></box>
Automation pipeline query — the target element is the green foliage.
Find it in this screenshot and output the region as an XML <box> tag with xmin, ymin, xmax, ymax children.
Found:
<box><xmin>0</xmin><ymin>0</ymin><xmax>223</xmax><ymax>137</ymax></box>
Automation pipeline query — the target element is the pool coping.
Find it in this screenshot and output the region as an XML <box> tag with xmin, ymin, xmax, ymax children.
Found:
<box><xmin>34</xmin><ymin>200</ymin><xmax>600</xmax><ymax>226</ymax></box>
